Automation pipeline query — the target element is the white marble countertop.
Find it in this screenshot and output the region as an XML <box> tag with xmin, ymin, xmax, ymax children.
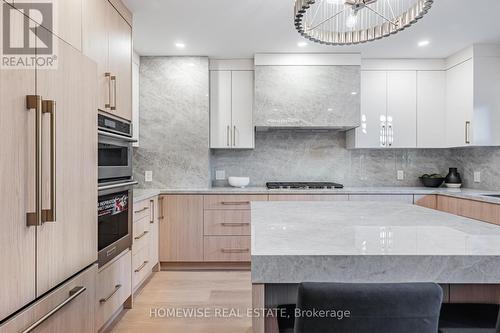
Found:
<box><xmin>133</xmin><ymin>186</ymin><xmax>500</xmax><ymax>204</ymax></box>
<box><xmin>251</xmin><ymin>201</ymin><xmax>500</xmax><ymax>284</ymax></box>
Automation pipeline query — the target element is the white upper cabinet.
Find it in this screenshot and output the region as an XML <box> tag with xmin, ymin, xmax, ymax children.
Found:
<box><xmin>231</xmin><ymin>71</ymin><xmax>254</xmax><ymax>149</ymax></box>
<box><xmin>387</xmin><ymin>71</ymin><xmax>417</xmax><ymax>148</ymax></box>
<box><xmin>347</xmin><ymin>70</ymin><xmax>416</xmax><ymax>149</ymax></box>
<box><xmin>210</xmin><ymin>71</ymin><xmax>232</xmax><ymax>148</ymax></box>
<box><xmin>417</xmin><ymin>71</ymin><xmax>446</xmax><ymax>148</ymax></box>
<box><xmin>210</xmin><ymin>69</ymin><xmax>254</xmax><ymax>149</ymax></box>
<box><xmin>446</xmin><ymin>59</ymin><xmax>473</xmax><ymax>147</ymax></box>
<box><xmin>347</xmin><ymin>71</ymin><xmax>387</xmax><ymax>148</ymax></box>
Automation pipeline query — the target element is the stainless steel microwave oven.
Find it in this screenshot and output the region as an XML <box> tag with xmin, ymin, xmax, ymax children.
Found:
<box><xmin>98</xmin><ymin>114</ymin><xmax>135</xmax><ymax>183</ymax></box>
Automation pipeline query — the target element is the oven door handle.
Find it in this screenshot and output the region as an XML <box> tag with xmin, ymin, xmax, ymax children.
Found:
<box><xmin>98</xmin><ymin>181</ymin><xmax>138</xmax><ymax>191</ymax></box>
<box><xmin>98</xmin><ymin>130</ymin><xmax>137</xmax><ymax>143</ymax></box>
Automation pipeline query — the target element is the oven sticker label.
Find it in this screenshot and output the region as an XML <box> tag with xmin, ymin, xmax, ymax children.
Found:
<box><xmin>98</xmin><ymin>195</ymin><xmax>128</xmax><ymax>216</ymax></box>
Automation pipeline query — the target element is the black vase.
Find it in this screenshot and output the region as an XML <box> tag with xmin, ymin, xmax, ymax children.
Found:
<box><xmin>445</xmin><ymin>168</ymin><xmax>462</xmax><ymax>184</ymax></box>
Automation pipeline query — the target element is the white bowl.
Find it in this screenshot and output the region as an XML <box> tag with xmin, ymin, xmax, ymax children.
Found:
<box><xmin>228</xmin><ymin>177</ymin><xmax>250</xmax><ymax>188</ymax></box>
<box><xmin>445</xmin><ymin>183</ymin><xmax>462</xmax><ymax>188</ymax></box>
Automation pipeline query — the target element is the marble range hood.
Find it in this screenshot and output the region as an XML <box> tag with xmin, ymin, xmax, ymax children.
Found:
<box><xmin>254</xmin><ymin>53</ymin><xmax>361</xmax><ymax>131</ymax></box>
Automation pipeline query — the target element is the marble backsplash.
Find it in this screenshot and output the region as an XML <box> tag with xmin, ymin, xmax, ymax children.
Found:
<box><xmin>133</xmin><ymin>57</ymin><xmax>210</xmax><ymax>188</ymax></box>
<box><xmin>210</xmin><ymin>131</ymin><xmax>500</xmax><ymax>190</ymax></box>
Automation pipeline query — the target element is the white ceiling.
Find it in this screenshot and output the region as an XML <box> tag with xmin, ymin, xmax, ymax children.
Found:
<box><xmin>123</xmin><ymin>0</ymin><xmax>500</xmax><ymax>59</ymax></box>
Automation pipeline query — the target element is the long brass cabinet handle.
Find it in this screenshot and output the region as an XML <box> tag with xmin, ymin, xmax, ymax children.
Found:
<box><xmin>227</xmin><ymin>125</ymin><xmax>230</xmax><ymax>147</ymax></box>
<box><xmin>42</xmin><ymin>100</ymin><xmax>56</xmax><ymax>222</ymax></box>
<box><xmin>105</xmin><ymin>72</ymin><xmax>112</xmax><ymax>109</ymax></box>
<box><xmin>221</xmin><ymin>201</ymin><xmax>250</xmax><ymax>205</ymax></box>
<box><xmin>99</xmin><ymin>284</ymin><xmax>122</xmax><ymax>304</ymax></box>
<box><xmin>233</xmin><ymin>125</ymin><xmax>236</xmax><ymax>146</ymax></box>
<box><xmin>26</xmin><ymin>96</ymin><xmax>43</xmax><ymax>226</ymax></box>
<box><xmin>111</xmin><ymin>75</ymin><xmax>117</xmax><ymax>111</ymax></box>
<box><xmin>221</xmin><ymin>222</ymin><xmax>250</xmax><ymax>227</ymax></box>
<box><xmin>134</xmin><ymin>230</ymin><xmax>149</xmax><ymax>240</ymax></box>
<box><xmin>135</xmin><ymin>261</ymin><xmax>149</xmax><ymax>273</ymax></box>
<box><xmin>150</xmin><ymin>199</ymin><xmax>155</xmax><ymax>223</ymax></box>
<box><xmin>159</xmin><ymin>197</ymin><xmax>165</xmax><ymax>220</ymax></box>
<box><xmin>134</xmin><ymin>207</ymin><xmax>149</xmax><ymax>214</ymax></box>
<box><xmin>221</xmin><ymin>248</ymin><xmax>249</xmax><ymax>253</ymax></box>
<box><xmin>21</xmin><ymin>286</ymin><xmax>86</xmax><ymax>333</ymax></box>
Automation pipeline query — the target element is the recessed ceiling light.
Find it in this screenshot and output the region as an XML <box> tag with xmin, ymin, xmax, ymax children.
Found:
<box><xmin>175</xmin><ymin>42</ymin><xmax>186</xmax><ymax>49</ymax></box>
<box><xmin>297</xmin><ymin>41</ymin><xmax>308</xmax><ymax>47</ymax></box>
<box><xmin>351</xmin><ymin>91</ymin><xmax>358</xmax><ymax>95</ymax></box>
<box><xmin>418</xmin><ymin>40</ymin><xmax>430</xmax><ymax>47</ymax></box>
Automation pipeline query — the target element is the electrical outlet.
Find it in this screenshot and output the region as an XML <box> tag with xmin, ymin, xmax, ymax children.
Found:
<box><xmin>145</xmin><ymin>170</ymin><xmax>153</xmax><ymax>182</ymax></box>
<box><xmin>397</xmin><ymin>170</ymin><xmax>405</xmax><ymax>181</ymax></box>
<box><xmin>215</xmin><ymin>169</ymin><xmax>226</xmax><ymax>180</ymax></box>
<box><xmin>474</xmin><ymin>171</ymin><xmax>481</xmax><ymax>183</ymax></box>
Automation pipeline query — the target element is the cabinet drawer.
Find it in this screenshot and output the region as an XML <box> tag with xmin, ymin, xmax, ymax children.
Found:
<box><xmin>204</xmin><ymin>236</ymin><xmax>251</xmax><ymax>262</ymax></box>
<box><xmin>133</xmin><ymin>216</ymin><xmax>151</xmax><ymax>252</ymax></box>
<box><xmin>0</xmin><ymin>265</ymin><xmax>96</xmax><ymax>333</ymax></box>
<box><xmin>204</xmin><ymin>195</ymin><xmax>267</xmax><ymax>210</ymax></box>
<box><xmin>134</xmin><ymin>200</ymin><xmax>151</xmax><ymax>222</ymax></box>
<box><xmin>204</xmin><ymin>210</ymin><xmax>250</xmax><ymax>236</ymax></box>
<box><xmin>132</xmin><ymin>247</ymin><xmax>151</xmax><ymax>290</ymax></box>
<box><xmin>97</xmin><ymin>251</ymin><xmax>131</xmax><ymax>330</ymax></box>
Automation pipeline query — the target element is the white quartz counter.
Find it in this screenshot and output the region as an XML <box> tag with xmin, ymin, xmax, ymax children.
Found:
<box><xmin>250</xmin><ymin>201</ymin><xmax>500</xmax><ymax>284</ymax></box>
<box><xmin>133</xmin><ymin>187</ymin><xmax>500</xmax><ymax>204</ymax></box>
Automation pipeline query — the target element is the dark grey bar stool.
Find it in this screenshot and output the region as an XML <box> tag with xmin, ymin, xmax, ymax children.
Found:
<box><xmin>293</xmin><ymin>282</ymin><xmax>443</xmax><ymax>333</ymax></box>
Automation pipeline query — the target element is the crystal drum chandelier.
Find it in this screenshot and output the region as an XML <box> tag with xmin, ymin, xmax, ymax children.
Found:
<box><xmin>294</xmin><ymin>0</ymin><xmax>433</xmax><ymax>45</ymax></box>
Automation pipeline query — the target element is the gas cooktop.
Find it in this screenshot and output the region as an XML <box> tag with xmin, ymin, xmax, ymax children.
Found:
<box><xmin>266</xmin><ymin>182</ymin><xmax>344</xmax><ymax>190</ymax></box>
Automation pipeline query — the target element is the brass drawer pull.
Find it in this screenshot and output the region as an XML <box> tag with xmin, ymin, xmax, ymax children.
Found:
<box><xmin>221</xmin><ymin>248</ymin><xmax>249</xmax><ymax>253</ymax></box>
<box><xmin>135</xmin><ymin>261</ymin><xmax>149</xmax><ymax>273</ymax></box>
<box><xmin>221</xmin><ymin>201</ymin><xmax>250</xmax><ymax>205</ymax></box>
<box><xmin>150</xmin><ymin>199</ymin><xmax>155</xmax><ymax>223</ymax></box>
<box><xmin>99</xmin><ymin>284</ymin><xmax>122</xmax><ymax>304</ymax></box>
<box><xmin>221</xmin><ymin>223</ymin><xmax>250</xmax><ymax>227</ymax></box>
<box><xmin>134</xmin><ymin>207</ymin><xmax>149</xmax><ymax>213</ymax></box>
<box><xmin>134</xmin><ymin>230</ymin><xmax>149</xmax><ymax>240</ymax></box>
<box><xmin>21</xmin><ymin>286</ymin><xmax>86</xmax><ymax>333</ymax></box>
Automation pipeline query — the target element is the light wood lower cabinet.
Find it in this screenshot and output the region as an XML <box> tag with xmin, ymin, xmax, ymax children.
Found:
<box><xmin>415</xmin><ymin>195</ymin><xmax>437</xmax><ymax>209</ymax></box>
<box><xmin>436</xmin><ymin>195</ymin><xmax>500</xmax><ymax>226</ymax></box>
<box><xmin>204</xmin><ymin>236</ymin><xmax>251</xmax><ymax>262</ymax></box>
<box><xmin>159</xmin><ymin>195</ymin><xmax>204</xmax><ymax>262</ymax></box>
<box><xmin>0</xmin><ymin>264</ymin><xmax>97</xmax><ymax>333</ymax></box>
<box><xmin>96</xmin><ymin>251</ymin><xmax>131</xmax><ymax>331</ymax></box>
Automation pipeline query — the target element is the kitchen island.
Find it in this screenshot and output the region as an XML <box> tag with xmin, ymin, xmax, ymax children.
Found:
<box><xmin>251</xmin><ymin>201</ymin><xmax>500</xmax><ymax>333</ymax></box>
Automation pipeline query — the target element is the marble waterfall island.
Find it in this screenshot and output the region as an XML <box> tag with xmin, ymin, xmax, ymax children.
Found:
<box><xmin>251</xmin><ymin>201</ymin><xmax>500</xmax><ymax>284</ymax></box>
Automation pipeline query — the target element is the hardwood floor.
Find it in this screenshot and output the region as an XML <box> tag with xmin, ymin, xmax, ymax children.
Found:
<box><xmin>110</xmin><ymin>271</ymin><xmax>253</xmax><ymax>333</ymax></box>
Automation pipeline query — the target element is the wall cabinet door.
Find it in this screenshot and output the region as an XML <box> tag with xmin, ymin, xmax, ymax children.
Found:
<box><xmin>231</xmin><ymin>71</ymin><xmax>254</xmax><ymax>148</ymax></box>
<box><xmin>417</xmin><ymin>71</ymin><xmax>446</xmax><ymax>148</ymax></box>
<box><xmin>83</xmin><ymin>0</ymin><xmax>110</xmax><ymax>112</ymax></box>
<box><xmin>35</xmin><ymin>36</ymin><xmax>98</xmax><ymax>295</ymax></box>
<box><xmin>109</xmin><ymin>5</ymin><xmax>132</xmax><ymax>121</ymax></box>
<box><xmin>0</xmin><ymin>7</ymin><xmax>37</xmax><ymax>321</ymax></box>
<box><xmin>348</xmin><ymin>71</ymin><xmax>387</xmax><ymax>148</ymax></box>
<box><xmin>387</xmin><ymin>71</ymin><xmax>417</xmax><ymax>148</ymax></box>
<box><xmin>159</xmin><ymin>195</ymin><xmax>204</xmax><ymax>262</ymax></box>
<box><xmin>83</xmin><ymin>0</ymin><xmax>132</xmax><ymax>121</ymax></box>
<box><xmin>210</xmin><ymin>71</ymin><xmax>232</xmax><ymax>148</ymax></box>
<box><xmin>446</xmin><ymin>59</ymin><xmax>473</xmax><ymax>147</ymax></box>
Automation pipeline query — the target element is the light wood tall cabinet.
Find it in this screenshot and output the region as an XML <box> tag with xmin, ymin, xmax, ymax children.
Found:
<box><xmin>0</xmin><ymin>6</ymin><xmax>98</xmax><ymax>322</ymax></box>
<box><xmin>0</xmin><ymin>6</ymin><xmax>37</xmax><ymax>321</ymax></box>
<box><xmin>210</xmin><ymin>70</ymin><xmax>255</xmax><ymax>149</ymax></box>
<box><xmin>83</xmin><ymin>0</ymin><xmax>132</xmax><ymax>121</ymax></box>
